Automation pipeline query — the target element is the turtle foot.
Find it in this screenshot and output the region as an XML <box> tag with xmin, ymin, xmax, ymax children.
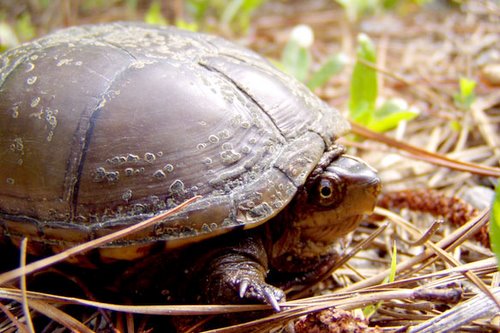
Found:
<box><xmin>203</xmin><ymin>253</ymin><xmax>285</xmax><ymax>311</ymax></box>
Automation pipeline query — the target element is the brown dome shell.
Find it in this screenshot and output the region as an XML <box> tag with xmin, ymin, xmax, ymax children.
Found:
<box><xmin>0</xmin><ymin>23</ymin><xmax>350</xmax><ymax>254</ymax></box>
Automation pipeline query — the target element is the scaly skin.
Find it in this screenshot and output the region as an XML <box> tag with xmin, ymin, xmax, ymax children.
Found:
<box><xmin>199</xmin><ymin>155</ymin><xmax>381</xmax><ymax>310</ymax></box>
<box><xmin>200</xmin><ymin>235</ymin><xmax>284</xmax><ymax>310</ymax></box>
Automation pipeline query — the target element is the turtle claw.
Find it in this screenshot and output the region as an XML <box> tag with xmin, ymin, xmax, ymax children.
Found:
<box><xmin>238</xmin><ymin>277</ymin><xmax>281</xmax><ymax>310</ymax></box>
<box><xmin>237</xmin><ymin>278</ymin><xmax>285</xmax><ymax>311</ymax></box>
<box><xmin>239</xmin><ymin>279</ymin><xmax>249</xmax><ymax>298</ymax></box>
<box><xmin>263</xmin><ymin>287</ymin><xmax>281</xmax><ymax>312</ymax></box>
<box><xmin>203</xmin><ymin>237</ymin><xmax>285</xmax><ymax>310</ymax></box>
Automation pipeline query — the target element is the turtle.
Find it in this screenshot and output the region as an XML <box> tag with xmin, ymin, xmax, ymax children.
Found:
<box><xmin>0</xmin><ymin>22</ymin><xmax>381</xmax><ymax>309</ymax></box>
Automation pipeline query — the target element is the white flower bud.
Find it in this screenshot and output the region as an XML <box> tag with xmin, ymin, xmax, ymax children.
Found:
<box><xmin>290</xmin><ymin>24</ymin><xmax>314</xmax><ymax>48</ymax></box>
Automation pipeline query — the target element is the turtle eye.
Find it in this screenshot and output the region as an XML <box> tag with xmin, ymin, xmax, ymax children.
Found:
<box><xmin>316</xmin><ymin>176</ymin><xmax>344</xmax><ymax>207</ymax></box>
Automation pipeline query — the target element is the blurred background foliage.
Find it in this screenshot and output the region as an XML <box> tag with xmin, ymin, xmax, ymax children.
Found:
<box><xmin>0</xmin><ymin>0</ymin><xmax>268</xmax><ymax>49</ymax></box>
<box><xmin>0</xmin><ymin>0</ymin><xmax>456</xmax><ymax>51</ymax></box>
<box><xmin>0</xmin><ymin>0</ymin><xmax>469</xmax><ymax>134</ymax></box>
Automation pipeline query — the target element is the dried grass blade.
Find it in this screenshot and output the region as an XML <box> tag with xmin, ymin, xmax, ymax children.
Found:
<box><xmin>289</xmin><ymin>221</ymin><xmax>389</xmax><ymax>299</ymax></box>
<box><xmin>0</xmin><ymin>301</ymin><xmax>30</xmax><ymax>333</ymax></box>
<box><xmin>341</xmin><ymin>208</ymin><xmax>490</xmax><ymax>292</ymax></box>
<box><xmin>424</xmin><ymin>241</ymin><xmax>500</xmax><ymax>310</ymax></box>
<box><xmin>0</xmin><ymin>195</ymin><xmax>200</xmax><ymax>286</ymax></box>
<box><xmin>404</xmin><ymin>220</ymin><xmax>444</xmax><ymax>246</ymax></box>
<box><xmin>350</xmin><ymin>122</ymin><xmax>500</xmax><ymax>178</ymax></box>
<box><xmin>200</xmin><ymin>290</ymin><xmax>417</xmax><ymax>333</ymax></box>
<box><xmin>19</xmin><ymin>239</ymin><xmax>34</xmax><ymax>333</ymax></box>
<box><xmin>471</xmin><ymin>93</ymin><xmax>500</xmax><ymax>155</ymax></box>
<box><xmin>355</xmin><ymin>58</ymin><xmax>449</xmax><ymax>108</ymax></box>
<box><xmin>373</xmin><ymin>257</ymin><xmax>497</xmax><ymax>290</ymax></box>
<box><xmin>407</xmin><ymin>287</ymin><xmax>500</xmax><ymax>333</ymax></box>
<box><xmin>0</xmin><ymin>288</ymin><xmax>267</xmax><ymax>315</ymax></box>
<box><xmin>27</xmin><ymin>299</ymin><xmax>95</xmax><ymax>333</ymax></box>
<box><xmin>126</xmin><ymin>312</ymin><xmax>134</xmax><ymax>333</ymax></box>
<box><xmin>1</xmin><ymin>290</ymin><xmax>92</xmax><ymax>332</ymax></box>
<box><xmin>382</xmin><ymin>205</ymin><xmax>494</xmax><ymax>303</ymax></box>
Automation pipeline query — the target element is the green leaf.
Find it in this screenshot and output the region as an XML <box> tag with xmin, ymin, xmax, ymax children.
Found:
<box><xmin>307</xmin><ymin>53</ymin><xmax>348</xmax><ymax>90</ymax></box>
<box><xmin>412</xmin><ymin>0</ymin><xmax>433</xmax><ymax>4</ymax></box>
<box><xmin>490</xmin><ymin>182</ymin><xmax>500</xmax><ymax>270</ymax></box>
<box><xmin>371</xmin><ymin>110</ymin><xmax>418</xmax><ymax>132</ymax></box>
<box><xmin>281</xmin><ymin>40</ymin><xmax>310</xmax><ymax>82</ymax></box>
<box><xmin>15</xmin><ymin>13</ymin><xmax>35</xmax><ymax>42</ymax></box>
<box><xmin>335</xmin><ymin>0</ymin><xmax>380</xmax><ymax>21</ymax></box>
<box><xmin>242</xmin><ymin>0</ymin><xmax>265</xmax><ymax>11</ymax></box>
<box><xmin>175</xmin><ymin>20</ymin><xmax>198</xmax><ymax>32</ymax></box>
<box><xmin>450</xmin><ymin>120</ymin><xmax>462</xmax><ymax>132</ymax></box>
<box><xmin>268</xmin><ymin>58</ymin><xmax>286</xmax><ymax>72</ymax></box>
<box><xmin>363</xmin><ymin>241</ymin><xmax>397</xmax><ymax>318</ymax></box>
<box><xmin>186</xmin><ymin>0</ymin><xmax>209</xmax><ymax>23</ymax></box>
<box><xmin>389</xmin><ymin>241</ymin><xmax>397</xmax><ymax>283</ymax></box>
<box><xmin>221</xmin><ymin>0</ymin><xmax>244</xmax><ymax>25</ymax></box>
<box><xmin>145</xmin><ymin>1</ymin><xmax>167</xmax><ymax>25</ymax></box>
<box><xmin>363</xmin><ymin>303</ymin><xmax>377</xmax><ymax>318</ymax></box>
<box><xmin>349</xmin><ymin>33</ymin><xmax>378</xmax><ymax>124</ymax></box>
<box><xmin>368</xmin><ymin>98</ymin><xmax>419</xmax><ymax>132</ymax></box>
<box><xmin>349</xmin><ymin>35</ymin><xmax>417</xmax><ymax>132</ymax></box>
<box><xmin>382</xmin><ymin>0</ymin><xmax>399</xmax><ymax>9</ymax></box>
<box><xmin>453</xmin><ymin>77</ymin><xmax>476</xmax><ymax>110</ymax></box>
<box><xmin>460</xmin><ymin>77</ymin><xmax>476</xmax><ymax>97</ymax></box>
<box><xmin>222</xmin><ymin>0</ymin><xmax>265</xmax><ymax>33</ymax></box>
<box><xmin>0</xmin><ymin>21</ymin><xmax>19</xmax><ymax>52</ymax></box>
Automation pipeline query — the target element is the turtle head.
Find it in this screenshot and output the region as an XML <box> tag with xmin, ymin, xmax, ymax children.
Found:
<box><xmin>299</xmin><ymin>154</ymin><xmax>381</xmax><ymax>239</ymax></box>
<box><xmin>270</xmin><ymin>154</ymin><xmax>381</xmax><ymax>273</ymax></box>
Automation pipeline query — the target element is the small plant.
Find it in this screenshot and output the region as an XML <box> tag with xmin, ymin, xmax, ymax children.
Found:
<box><xmin>186</xmin><ymin>0</ymin><xmax>210</xmax><ymax>24</ymax></box>
<box><xmin>453</xmin><ymin>76</ymin><xmax>477</xmax><ymax>110</ymax></box>
<box><xmin>335</xmin><ymin>0</ymin><xmax>380</xmax><ymax>21</ymax></box>
<box><xmin>186</xmin><ymin>0</ymin><xmax>265</xmax><ymax>34</ymax></box>
<box><xmin>307</xmin><ymin>53</ymin><xmax>348</xmax><ymax>90</ymax></box>
<box><xmin>14</xmin><ymin>13</ymin><xmax>35</xmax><ymax>42</ymax></box>
<box><xmin>363</xmin><ymin>241</ymin><xmax>398</xmax><ymax>317</ymax></box>
<box><xmin>349</xmin><ymin>33</ymin><xmax>418</xmax><ymax>132</ymax></box>
<box><xmin>280</xmin><ymin>24</ymin><xmax>347</xmax><ymax>89</ymax></box>
<box><xmin>144</xmin><ymin>1</ymin><xmax>168</xmax><ymax>26</ymax></box>
<box><xmin>0</xmin><ymin>22</ymin><xmax>19</xmax><ymax>52</ymax></box>
<box><xmin>335</xmin><ymin>0</ymin><xmax>433</xmax><ymax>21</ymax></box>
<box><xmin>281</xmin><ymin>24</ymin><xmax>313</xmax><ymax>83</ymax></box>
<box><xmin>0</xmin><ymin>12</ymin><xmax>36</xmax><ymax>52</ymax></box>
<box><xmin>490</xmin><ymin>182</ymin><xmax>500</xmax><ymax>270</ymax></box>
<box><xmin>145</xmin><ymin>1</ymin><xmax>198</xmax><ymax>31</ymax></box>
<box><xmin>221</xmin><ymin>0</ymin><xmax>265</xmax><ymax>33</ymax></box>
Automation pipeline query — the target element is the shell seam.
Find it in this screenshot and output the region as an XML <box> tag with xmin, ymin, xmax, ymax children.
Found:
<box><xmin>196</xmin><ymin>61</ymin><xmax>287</xmax><ymax>142</ymax></box>
<box><xmin>65</xmin><ymin>62</ymin><xmax>135</xmax><ymax>219</ymax></box>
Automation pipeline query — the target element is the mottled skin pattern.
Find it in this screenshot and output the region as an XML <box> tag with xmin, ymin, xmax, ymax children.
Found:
<box><xmin>0</xmin><ymin>23</ymin><xmax>381</xmax><ymax>309</ymax></box>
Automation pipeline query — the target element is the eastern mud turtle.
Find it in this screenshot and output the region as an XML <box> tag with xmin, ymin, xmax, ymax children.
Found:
<box><xmin>0</xmin><ymin>23</ymin><xmax>380</xmax><ymax>309</ymax></box>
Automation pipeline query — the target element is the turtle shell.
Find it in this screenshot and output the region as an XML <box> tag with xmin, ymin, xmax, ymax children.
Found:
<box><xmin>0</xmin><ymin>22</ymin><xmax>350</xmax><ymax>257</ymax></box>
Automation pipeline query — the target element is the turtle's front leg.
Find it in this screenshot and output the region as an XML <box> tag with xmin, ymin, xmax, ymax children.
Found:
<box><xmin>200</xmin><ymin>235</ymin><xmax>285</xmax><ymax>311</ymax></box>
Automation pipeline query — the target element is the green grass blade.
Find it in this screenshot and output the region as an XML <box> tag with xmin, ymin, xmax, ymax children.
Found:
<box><xmin>490</xmin><ymin>182</ymin><xmax>500</xmax><ymax>270</ymax></box>
<box><xmin>369</xmin><ymin>98</ymin><xmax>419</xmax><ymax>132</ymax></box>
<box><xmin>145</xmin><ymin>1</ymin><xmax>167</xmax><ymax>25</ymax></box>
<box><xmin>281</xmin><ymin>25</ymin><xmax>313</xmax><ymax>82</ymax></box>
<box><xmin>349</xmin><ymin>33</ymin><xmax>378</xmax><ymax>124</ymax></box>
<box><xmin>307</xmin><ymin>53</ymin><xmax>348</xmax><ymax>90</ymax></box>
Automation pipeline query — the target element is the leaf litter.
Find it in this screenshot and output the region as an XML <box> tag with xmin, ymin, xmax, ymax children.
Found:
<box><xmin>1</xmin><ymin>1</ymin><xmax>500</xmax><ymax>332</ymax></box>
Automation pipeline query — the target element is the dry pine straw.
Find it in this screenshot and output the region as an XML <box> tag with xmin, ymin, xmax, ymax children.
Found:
<box><xmin>1</xmin><ymin>1</ymin><xmax>500</xmax><ymax>332</ymax></box>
